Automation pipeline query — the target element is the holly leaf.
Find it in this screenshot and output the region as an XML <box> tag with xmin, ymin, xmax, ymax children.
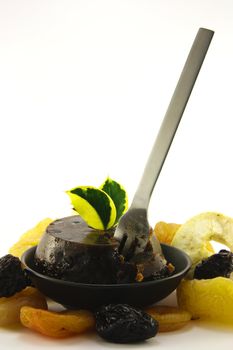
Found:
<box><xmin>66</xmin><ymin>186</ymin><xmax>116</xmax><ymax>230</ymax></box>
<box><xmin>100</xmin><ymin>177</ymin><xmax>128</xmax><ymax>225</ymax></box>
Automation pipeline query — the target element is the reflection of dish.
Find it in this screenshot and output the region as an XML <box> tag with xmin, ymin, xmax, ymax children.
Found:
<box><xmin>21</xmin><ymin>244</ymin><xmax>191</xmax><ymax>309</ymax></box>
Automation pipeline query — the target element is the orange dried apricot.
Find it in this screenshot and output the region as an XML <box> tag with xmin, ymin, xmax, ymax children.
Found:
<box><xmin>154</xmin><ymin>222</ymin><xmax>181</xmax><ymax>245</ymax></box>
<box><xmin>20</xmin><ymin>307</ymin><xmax>95</xmax><ymax>338</ymax></box>
<box><xmin>145</xmin><ymin>305</ymin><xmax>191</xmax><ymax>332</ymax></box>
<box><xmin>0</xmin><ymin>287</ymin><xmax>47</xmax><ymax>326</ymax></box>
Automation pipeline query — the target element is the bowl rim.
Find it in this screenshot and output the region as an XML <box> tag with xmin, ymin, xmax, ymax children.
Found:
<box><xmin>21</xmin><ymin>244</ymin><xmax>191</xmax><ymax>289</ymax></box>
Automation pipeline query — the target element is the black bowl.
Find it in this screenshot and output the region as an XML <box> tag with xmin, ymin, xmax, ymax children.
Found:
<box><xmin>21</xmin><ymin>244</ymin><xmax>191</xmax><ymax>310</ymax></box>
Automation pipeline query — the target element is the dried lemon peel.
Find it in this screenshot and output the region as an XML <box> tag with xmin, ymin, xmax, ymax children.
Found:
<box><xmin>170</xmin><ymin>212</ymin><xmax>233</xmax><ymax>276</ymax></box>
<box><xmin>0</xmin><ymin>287</ymin><xmax>47</xmax><ymax>327</ymax></box>
<box><xmin>9</xmin><ymin>218</ymin><xmax>54</xmax><ymax>258</ymax></box>
<box><xmin>20</xmin><ymin>307</ymin><xmax>95</xmax><ymax>338</ymax></box>
<box><xmin>145</xmin><ymin>305</ymin><xmax>191</xmax><ymax>332</ymax></box>
<box><xmin>177</xmin><ymin>277</ymin><xmax>233</xmax><ymax>324</ymax></box>
<box><xmin>66</xmin><ymin>177</ymin><xmax>128</xmax><ymax>230</ymax></box>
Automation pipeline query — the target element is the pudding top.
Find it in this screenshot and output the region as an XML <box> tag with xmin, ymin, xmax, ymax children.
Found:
<box><xmin>46</xmin><ymin>215</ymin><xmax>117</xmax><ymax>246</ymax></box>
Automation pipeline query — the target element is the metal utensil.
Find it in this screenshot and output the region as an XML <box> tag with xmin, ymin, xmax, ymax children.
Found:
<box><xmin>114</xmin><ymin>28</ymin><xmax>214</xmax><ymax>259</ymax></box>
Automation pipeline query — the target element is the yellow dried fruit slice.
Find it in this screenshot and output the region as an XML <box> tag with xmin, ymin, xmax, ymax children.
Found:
<box><xmin>177</xmin><ymin>277</ymin><xmax>233</xmax><ymax>324</ymax></box>
<box><xmin>9</xmin><ymin>218</ymin><xmax>53</xmax><ymax>258</ymax></box>
<box><xmin>171</xmin><ymin>212</ymin><xmax>233</xmax><ymax>275</ymax></box>
<box><xmin>0</xmin><ymin>287</ymin><xmax>47</xmax><ymax>327</ymax></box>
<box><xmin>20</xmin><ymin>307</ymin><xmax>95</xmax><ymax>338</ymax></box>
<box><xmin>154</xmin><ymin>221</ymin><xmax>214</xmax><ymax>255</ymax></box>
<box><xmin>145</xmin><ymin>305</ymin><xmax>191</xmax><ymax>332</ymax></box>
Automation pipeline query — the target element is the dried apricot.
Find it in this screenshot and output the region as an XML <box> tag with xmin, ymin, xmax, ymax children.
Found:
<box><xmin>145</xmin><ymin>305</ymin><xmax>191</xmax><ymax>332</ymax></box>
<box><xmin>0</xmin><ymin>287</ymin><xmax>47</xmax><ymax>326</ymax></box>
<box><xmin>177</xmin><ymin>277</ymin><xmax>233</xmax><ymax>324</ymax></box>
<box><xmin>154</xmin><ymin>222</ymin><xmax>181</xmax><ymax>245</ymax></box>
<box><xmin>9</xmin><ymin>218</ymin><xmax>53</xmax><ymax>258</ymax></box>
<box><xmin>20</xmin><ymin>307</ymin><xmax>95</xmax><ymax>338</ymax></box>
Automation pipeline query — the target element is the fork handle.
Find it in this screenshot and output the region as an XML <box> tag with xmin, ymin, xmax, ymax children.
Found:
<box><xmin>131</xmin><ymin>28</ymin><xmax>214</xmax><ymax>209</ymax></box>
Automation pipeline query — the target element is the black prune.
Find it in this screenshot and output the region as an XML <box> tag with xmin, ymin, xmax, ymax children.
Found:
<box><xmin>0</xmin><ymin>254</ymin><xmax>31</xmax><ymax>297</ymax></box>
<box><xmin>95</xmin><ymin>304</ymin><xmax>158</xmax><ymax>343</ymax></box>
<box><xmin>194</xmin><ymin>249</ymin><xmax>233</xmax><ymax>279</ymax></box>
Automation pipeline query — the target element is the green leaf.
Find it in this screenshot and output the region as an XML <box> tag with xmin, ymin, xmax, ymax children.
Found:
<box><xmin>100</xmin><ymin>177</ymin><xmax>128</xmax><ymax>224</ymax></box>
<box><xmin>66</xmin><ymin>186</ymin><xmax>116</xmax><ymax>230</ymax></box>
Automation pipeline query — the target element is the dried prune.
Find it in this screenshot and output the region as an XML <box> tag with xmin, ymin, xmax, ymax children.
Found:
<box><xmin>194</xmin><ymin>249</ymin><xmax>233</xmax><ymax>279</ymax></box>
<box><xmin>0</xmin><ymin>254</ymin><xmax>31</xmax><ymax>297</ymax></box>
<box><xmin>95</xmin><ymin>304</ymin><xmax>158</xmax><ymax>343</ymax></box>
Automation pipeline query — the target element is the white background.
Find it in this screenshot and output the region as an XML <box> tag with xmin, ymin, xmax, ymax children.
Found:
<box><xmin>0</xmin><ymin>0</ymin><xmax>233</xmax><ymax>348</ymax></box>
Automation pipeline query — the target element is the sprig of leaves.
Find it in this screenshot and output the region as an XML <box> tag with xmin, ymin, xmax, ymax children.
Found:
<box><xmin>66</xmin><ymin>177</ymin><xmax>128</xmax><ymax>230</ymax></box>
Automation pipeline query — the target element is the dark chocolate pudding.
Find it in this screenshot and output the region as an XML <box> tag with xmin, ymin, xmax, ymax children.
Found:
<box><xmin>34</xmin><ymin>215</ymin><xmax>172</xmax><ymax>284</ymax></box>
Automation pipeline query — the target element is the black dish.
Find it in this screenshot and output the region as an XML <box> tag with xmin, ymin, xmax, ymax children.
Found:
<box><xmin>21</xmin><ymin>244</ymin><xmax>191</xmax><ymax>310</ymax></box>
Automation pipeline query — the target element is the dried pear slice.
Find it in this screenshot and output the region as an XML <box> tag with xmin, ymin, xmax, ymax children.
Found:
<box><xmin>20</xmin><ymin>307</ymin><xmax>95</xmax><ymax>338</ymax></box>
<box><xmin>145</xmin><ymin>305</ymin><xmax>191</xmax><ymax>332</ymax></box>
<box><xmin>177</xmin><ymin>277</ymin><xmax>233</xmax><ymax>324</ymax></box>
<box><xmin>9</xmin><ymin>218</ymin><xmax>53</xmax><ymax>258</ymax></box>
<box><xmin>0</xmin><ymin>287</ymin><xmax>47</xmax><ymax>326</ymax></box>
<box><xmin>171</xmin><ymin>212</ymin><xmax>233</xmax><ymax>275</ymax></box>
<box><xmin>154</xmin><ymin>221</ymin><xmax>214</xmax><ymax>254</ymax></box>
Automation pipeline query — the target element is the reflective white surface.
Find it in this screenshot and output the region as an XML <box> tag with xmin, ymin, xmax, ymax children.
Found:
<box><xmin>1</xmin><ymin>0</ymin><xmax>233</xmax><ymax>348</ymax></box>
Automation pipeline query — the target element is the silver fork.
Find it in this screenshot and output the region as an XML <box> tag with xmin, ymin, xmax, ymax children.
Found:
<box><xmin>114</xmin><ymin>28</ymin><xmax>214</xmax><ymax>259</ymax></box>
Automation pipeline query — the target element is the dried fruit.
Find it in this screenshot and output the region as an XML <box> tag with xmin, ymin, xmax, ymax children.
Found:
<box><xmin>171</xmin><ymin>212</ymin><xmax>233</xmax><ymax>276</ymax></box>
<box><xmin>145</xmin><ymin>305</ymin><xmax>191</xmax><ymax>332</ymax></box>
<box><xmin>194</xmin><ymin>250</ymin><xmax>233</xmax><ymax>279</ymax></box>
<box><xmin>20</xmin><ymin>307</ymin><xmax>95</xmax><ymax>338</ymax></box>
<box><xmin>154</xmin><ymin>221</ymin><xmax>214</xmax><ymax>254</ymax></box>
<box><xmin>154</xmin><ymin>222</ymin><xmax>181</xmax><ymax>245</ymax></box>
<box><xmin>177</xmin><ymin>277</ymin><xmax>233</xmax><ymax>323</ymax></box>
<box><xmin>0</xmin><ymin>287</ymin><xmax>47</xmax><ymax>326</ymax></box>
<box><xmin>95</xmin><ymin>304</ymin><xmax>158</xmax><ymax>343</ymax></box>
<box><xmin>0</xmin><ymin>254</ymin><xmax>31</xmax><ymax>297</ymax></box>
<box><xmin>9</xmin><ymin>218</ymin><xmax>53</xmax><ymax>258</ymax></box>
